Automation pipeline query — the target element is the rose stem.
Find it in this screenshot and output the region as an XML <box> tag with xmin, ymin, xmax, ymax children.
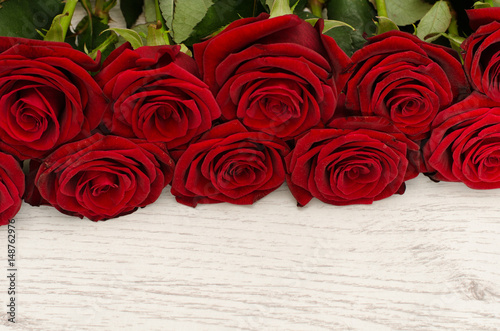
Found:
<box><xmin>375</xmin><ymin>0</ymin><xmax>388</xmax><ymax>17</ymax></box>
<box><xmin>100</xmin><ymin>0</ymin><xmax>118</xmax><ymax>25</ymax></box>
<box><xmin>309</xmin><ymin>0</ymin><xmax>325</xmax><ymax>18</ymax></box>
<box><xmin>95</xmin><ymin>0</ymin><xmax>105</xmax><ymax>20</ymax></box>
<box><xmin>154</xmin><ymin>0</ymin><xmax>172</xmax><ymax>45</ymax></box>
<box><xmin>59</xmin><ymin>0</ymin><xmax>79</xmax><ymax>39</ymax></box>
<box><xmin>44</xmin><ymin>0</ymin><xmax>78</xmax><ymax>42</ymax></box>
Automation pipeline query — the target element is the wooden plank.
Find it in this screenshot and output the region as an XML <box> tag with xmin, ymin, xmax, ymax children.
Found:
<box><xmin>1</xmin><ymin>175</ymin><xmax>500</xmax><ymax>330</ymax></box>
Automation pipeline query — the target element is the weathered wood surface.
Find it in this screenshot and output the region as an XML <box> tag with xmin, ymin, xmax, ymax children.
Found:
<box><xmin>1</xmin><ymin>175</ymin><xmax>500</xmax><ymax>330</ymax></box>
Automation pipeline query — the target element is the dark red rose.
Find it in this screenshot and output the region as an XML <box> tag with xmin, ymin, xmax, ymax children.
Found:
<box><xmin>286</xmin><ymin>117</ymin><xmax>419</xmax><ymax>206</ymax></box>
<box><xmin>193</xmin><ymin>13</ymin><xmax>351</xmax><ymax>140</ymax></box>
<box><xmin>0</xmin><ymin>37</ymin><xmax>106</xmax><ymax>160</ymax></box>
<box><xmin>462</xmin><ymin>10</ymin><xmax>500</xmax><ymax>102</ymax></box>
<box><xmin>35</xmin><ymin>134</ymin><xmax>175</xmax><ymax>221</ymax></box>
<box><xmin>466</xmin><ymin>8</ymin><xmax>500</xmax><ymax>31</ymax></box>
<box><xmin>171</xmin><ymin>120</ymin><xmax>290</xmax><ymax>206</ymax></box>
<box><xmin>0</xmin><ymin>152</ymin><xmax>24</xmax><ymax>225</ymax></box>
<box><xmin>424</xmin><ymin>92</ymin><xmax>500</xmax><ymax>189</ymax></box>
<box><xmin>94</xmin><ymin>43</ymin><xmax>221</xmax><ymax>149</ymax></box>
<box><xmin>344</xmin><ymin>31</ymin><xmax>470</xmax><ymax>141</ymax></box>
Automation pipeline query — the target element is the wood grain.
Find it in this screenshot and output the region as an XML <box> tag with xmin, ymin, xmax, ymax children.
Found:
<box><xmin>1</xmin><ymin>175</ymin><xmax>500</xmax><ymax>330</ymax></box>
<box><xmin>1</xmin><ymin>4</ymin><xmax>500</xmax><ymax>331</ymax></box>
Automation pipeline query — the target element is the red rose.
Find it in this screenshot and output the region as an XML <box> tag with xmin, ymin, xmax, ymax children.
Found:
<box><xmin>0</xmin><ymin>37</ymin><xmax>106</xmax><ymax>160</ymax></box>
<box><xmin>94</xmin><ymin>43</ymin><xmax>221</xmax><ymax>149</ymax></box>
<box><xmin>344</xmin><ymin>31</ymin><xmax>470</xmax><ymax>141</ymax></box>
<box><xmin>0</xmin><ymin>152</ymin><xmax>24</xmax><ymax>225</ymax></box>
<box><xmin>171</xmin><ymin>120</ymin><xmax>290</xmax><ymax>206</ymax></box>
<box><xmin>35</xmin><ymin>134</ymin><xmax>175</xmax><ymax>221</ymax></box>
<box><xmin>194</xmin><ymin>13</ymin><xmax>351</xmax><ymax>140</ymax></box>
<box><xmin>462</xmin><ymin>10</ymin><xmax>500</xmax><ymax>102</ymax></box>
<box><xmin>286</xmin><ymin>117</ymin><xmax>419</xmax><ymax>206</ymax></box>
<box><xmin>424</xmin><ymin>92</ymin><xmax>500</xmax><ymax>189</ymax></box>
<box><xmin>466</xmin><ymin>7</ymin><xmax>500</xmax><ymax>31</ymax></box>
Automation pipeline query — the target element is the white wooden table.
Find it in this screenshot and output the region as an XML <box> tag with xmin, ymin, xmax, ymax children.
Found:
<box><xmin>1</xmin><ymin>4</ymin><xmax>500</xmax><ymax>330</ymax></box>
<box><xmin>2</xmin><ymin>174</ymin><xmax>500</xmax><ymax>330</ymax></box>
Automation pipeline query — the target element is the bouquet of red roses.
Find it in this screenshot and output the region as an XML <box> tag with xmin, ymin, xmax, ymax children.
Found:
<box><xmin>0</xmin><ymin>0</ymin><xmax>499</xmax><ymax>223</ymax></box>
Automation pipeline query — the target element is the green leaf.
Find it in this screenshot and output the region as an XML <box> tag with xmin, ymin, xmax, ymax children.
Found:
<box><xmin>474</xmin><ymin>0</ymin><xmax>500</xmax><ymax>8</ymax></box>
<box><xmin>375</xmin><ymin>16</ymin><xmax>399</xmax><ymax>35</ymax></box>
<box><xmin>0</xmin><ymin>0</ymin><xmax>63</xmax><ymax>39</ymax></box>
<box><xmin>115</xmin><ymin>23</ymin><xmax>148</xmax><ymax>47</ymax></box>
<box><xmin>270</xmin><ymin>0</ymin><xmax>293</xmax><ymax>17</ymax></box>
<box><xmin>184</xmin><ymin>0</ymin><xmax>262</xmax><ymax>46</ymax></box>
<box><xmin>106</xmin><ymin>28</ymin><xmax>144</xmax><ymax>49</ymax></box>
<box><xmin>297</xmin><ymin>11</ymin><xmax>320</xmax><ymax>19</ymax></box>
<box><xmin>292</xmin><ymin>0</ymin><xmax>307</xmax><ymax>12</ymax></box>
<box><xmin>120</xmin><ymin>0</ymin><xmax>144</xmax><ymax>28</ymax></box>
<box><xmin>486</xmin><ymin>0</ymin><xmax>500</xmax><ymax>6</ymax></box>
<box><xmin>76</xmin><ymin>15</ymin><xmax>113</xmax><ymax>51</ymax></box>
<box><xmin>385</xmin><ymin>0</ymin><xmax>433</xmax><ymax>26</ymax></box>
<box><xmin>305</xmin><ymin>19</ymin><xmax>355</xmax><ymax>33</ymax></box>
<box><xmin>323</xmin><ymin>20</ymin><xmax>355</xmax><ymax>32</ymax></box>
<box><xmin>324</xmin><ymin>26</ymin><xmax>354</xmax><ymax>55</ymax></box>
<box><xmin>261</xmin><ymin>0</ymin><xmax>300</xmax><ymax>12</ymax></box>
<box><xmin>71</xmin><ymin>14</ymin><xmax>116</xmax><ymax>62</ymax></box>
<box><xmin>45</xmin><ymin>0</ymin><xmax>78</xmax><ymax>42</ymax></box>
<box><xmin>144</xmin><ymin>0</ymin><xmax>157</xmax><ymax>22</ymax></box>
<box><xmin>473</xmin><ymin>1</ymin><xmax>491</xmax><ymax>8</ymax></box>
<box><xmin>43</xmin><ymin>13</ymin><xmax>66</xmax><ymax>42</ymax></box>
<box><xmin>327</xmin><ymin>0</ymin><xmax>377</xmax><ymax>56</ymax></box>
<box><xmin>88</xmin><ymin>32</ymin><xmax>119</xmax><ymax>61</ymax></box>
<box><xmin>416</xmin><ymin>0</ymin><xmax>451</xmax><ymax>42</ymax></box>
<box><xmin>172</xmin><ymin>0</ymin><xmax>214</xmax><ymax>43</ymax></box>
<box><xmin>440</xmin><ymin>32</ymin><xmax>465</xmax><ymax>48</ymax></box>
<box><xmin>159</xmin><ymin>0</ymin><xmax>174</xmax><ymax>29</ymax></box>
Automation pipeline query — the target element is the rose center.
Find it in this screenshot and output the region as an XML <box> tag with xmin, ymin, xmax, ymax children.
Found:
<box><xmin>346</xmin><ymin>164</ymin><xmax>371</xmax><ymax>180</ymax></box>
<box><xmin>224</xmin><ymin>163</ymin><xmax>256</xmax><ymax>185</ymax></box>
<box><xmin>90</xmin><ymin>175</ymin><xmax>119</xmax><ymax>197</ymax></box>
<box><xmin>231</xmin><ymin>166</ymin><xmax>255</xmax><ymax>184</ymax></box>
<box><xmin>156</xmin><ymin>104</ymin><xmax>175</xmax><ymax>121</ymax></box>
<box><xmin>258</xmin><ymin>96</ymin><xmax>298</xmax><ymax>122</ymax></box>
<box><xmin>132</xmin><ymin>92</ymin><xmax>198</xmax><ymax>143</ymax></box>
<box><xmin>485</xmin><ymin>155</ymin><xmax>500</xmax><ymax>167</ymax></box>
<box><xmin>245</xmin><ymin>79</ymin><xmax>303</xmax><ymax>125</ymax></box>
<box><xmin>18</xmin><ymin>109</ymin><xmax>44</xmax><ymax>132</ymax></box>
<box><xmin>327</xmin><ymin>154</ymin><xmax>384</xmax><ymax>198</ymax></box>
<box><xmin>387</xmin><ymin>90</ymin><xmax>426</xmax><ymax>118</ymax></box>
<box><xmin>264</xmin><ymin>98</ymin><xmax>289</xmax><ymax>117</ymax></box>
